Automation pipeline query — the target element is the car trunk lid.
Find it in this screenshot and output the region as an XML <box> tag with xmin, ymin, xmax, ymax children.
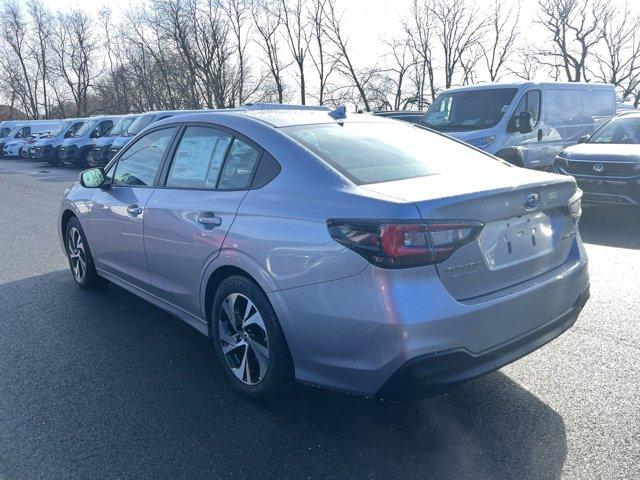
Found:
<box><xmin>362</xmin><ymin>168</ymin><xmax>579</xmax><ymax>300</ymax></box>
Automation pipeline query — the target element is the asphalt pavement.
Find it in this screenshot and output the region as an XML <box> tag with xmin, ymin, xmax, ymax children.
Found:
<box><xmin>0</xmin><ymin>158</ymin><xmax>638</xmax><ymax>480</ymax></box>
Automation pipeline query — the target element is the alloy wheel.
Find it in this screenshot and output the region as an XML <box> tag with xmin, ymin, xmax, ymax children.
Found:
<box><xmin>218</xmin><ymin>293</ymin><xmax>270</xmax><ymax>385</ymax></box>
<box><xmin>67</xmin><ymin>226</ymin><xmax>87</xmax><ymax>282</ymax></box>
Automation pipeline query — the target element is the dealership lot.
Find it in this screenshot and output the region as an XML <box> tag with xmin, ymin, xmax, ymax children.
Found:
<box><xmin>0</xmin><ymin>159</ymin><xmax>638</xmax><ymax>479</ymax></box>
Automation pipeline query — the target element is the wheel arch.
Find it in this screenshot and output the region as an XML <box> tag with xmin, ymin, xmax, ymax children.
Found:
<box><xmin>60</xmin><ymin>209</ymin><xmax>77</xmax><ymax>252</ymax></box>
<box><xmin>201</xmin><ymin>251</ymin><xmax>278</xmax><ymax>339</ymax></box>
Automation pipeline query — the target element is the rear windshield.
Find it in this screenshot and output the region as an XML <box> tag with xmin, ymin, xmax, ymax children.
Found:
<box><xmin>282</xmin><ymin>122</ymin><xmax>501</xmax><ymax>185</ymax></box>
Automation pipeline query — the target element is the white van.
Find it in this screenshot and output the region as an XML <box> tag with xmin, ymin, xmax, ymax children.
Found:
<box><xmin>420</xmin><ymin>82</ymin><xmax>616</xmax><ymax>170</ymax></box>
<box><xmin>0</xmin><ymin>120</ymin><xmax>61</xmax><ymax>156</ymax></box>
<box><xmin>0</xmin><ymin>120</ymin><xmax>25</xmax><ymax>138</ymax></box>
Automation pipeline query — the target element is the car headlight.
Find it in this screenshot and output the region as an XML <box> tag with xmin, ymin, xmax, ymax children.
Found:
<box><xmin>467</xmin><ymin>135</ymin><xmax>496</xmax><ymax>150</ymax></box>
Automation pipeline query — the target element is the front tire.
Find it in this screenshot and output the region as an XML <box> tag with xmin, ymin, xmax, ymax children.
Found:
<box><xmin>65</xmin><ymin>217</ymin><xmax>103</xmax><ymax>289</ymax></box>
<box><xmin>211</xmin><ymin>275</ymin><xmax>293</xmax><ymax>400</ymax></box>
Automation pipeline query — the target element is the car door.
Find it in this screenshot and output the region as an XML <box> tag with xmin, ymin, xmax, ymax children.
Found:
<box><xmin>144</xmin><ymin>125</ymin><xmax>263</xmax><ymax>317</ymax></box>
<box><xmin>87</xmin><ymin>126</ymin><xmax>178</xmax><ymax>289</ymax></box>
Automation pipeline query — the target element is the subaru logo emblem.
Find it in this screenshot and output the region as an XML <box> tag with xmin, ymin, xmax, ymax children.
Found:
<box><xmin>523</xmin><ymin>193</ymin><xmax>541</xmax><ymax>210</ymax></box>
<box><xmin>593</xmin><ymin>163</ymin><xmax>605</xmax><ymax>174</ymax></box>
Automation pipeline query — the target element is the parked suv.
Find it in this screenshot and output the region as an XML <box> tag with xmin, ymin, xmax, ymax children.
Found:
<box><xmin>421</xmin><ymin>82</ymin><xmax>616</xmax><ymax>170</ymax></box>
<box><xmin>32</xmin><ymin>118</ymin><xmax>86</xmax><ymax>165</ymax></box>
<box><xmin>555</xmin><ymin>112</ymin><xmax>640</xmax><ymax>206</ymax></box>
<box><xmin>59</xmin><ymin>116</ymin><xmax>121</xmax><ymax>167</ymax></box>
<box><xmin>59</xmin><ymin>106</ymin><xmax>589</xmax><ymax>400</ymax></box>
<box><xmin>87</xmin><ymin>114</ymin><xmax>140</xmax><ymax>167</ymax></box>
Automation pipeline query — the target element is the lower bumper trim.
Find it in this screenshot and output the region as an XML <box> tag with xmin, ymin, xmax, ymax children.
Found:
<box><xmin>377</xmin><ymin>286</ymin><xmax>590</xmax><ymax>399</ymax></box>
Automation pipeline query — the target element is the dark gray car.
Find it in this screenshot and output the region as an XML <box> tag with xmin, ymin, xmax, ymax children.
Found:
<box><xmin>555</xmin><ymin>112</ymin><xmax>640</xmax><ymax>206</ymax></box>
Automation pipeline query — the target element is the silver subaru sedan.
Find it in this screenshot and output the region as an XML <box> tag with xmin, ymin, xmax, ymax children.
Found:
<box><xmin>58</xmin><ymin>105</ymin><xmax>589</xmax><ymax>400</ymax></box>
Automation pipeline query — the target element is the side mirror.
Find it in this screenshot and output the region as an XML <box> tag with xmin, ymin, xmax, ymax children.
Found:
<box><xmin>79</xmin><ymin>167</ymin><xmax>107</xmax><ymax>188</ymax></box>
<box><xmin>577</xmin><ymin>135</ymin><xmax>590</xmax><ymax>144</ymax></box>
<box><xmin>64</xmin><ymin>131</ymin><xmax>72</xmax><ymax>138</ymax></box>
<box><xmin>516</xmin><ymin>111</ymin><xmax>533</xmax><ymax>134</ymax></box>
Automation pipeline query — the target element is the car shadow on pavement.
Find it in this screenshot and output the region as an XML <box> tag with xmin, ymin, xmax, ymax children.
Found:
<box><xmin>0</xmin><ymin>270</ymin><xmax>567</xmax><ymax>480</ymax></box>
<box><xmin>579</xmin><ymin>205</ymin><xmax>640</xmax><ymax>249</ymax></box>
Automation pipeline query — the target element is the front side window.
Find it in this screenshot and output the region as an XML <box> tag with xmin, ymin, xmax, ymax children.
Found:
<box><xmin>166</xmin><ymin>127</ymin><xmax>232</xmax><ymax>189</ymax></box>
<box><xmin>421</xmin><ymin>88</ymin><xmax>518</xmax><ymax>132</ymax></box>
<box><xmin>283</xmin><ymin>122</ymin><xmax>504</xmax><ymax>185</ymax></box>
<box><xmin>510</xmin><ymin>90</ymin><xmax>541</xmax><ymax>131</ymax></box>
<box><xmin>112</xmin><ymin>127</ymin><xmax>177</xmax><ymax>187</ymax></box>
<box><xmin>93</xmin><ymin>120</ymin><xmax>114</xmax><ymax>138</ymax></box>
<box><xmin>589</xmin><ymin>117</ymin><xmax>640</xmax><ymax>144</ymax></box>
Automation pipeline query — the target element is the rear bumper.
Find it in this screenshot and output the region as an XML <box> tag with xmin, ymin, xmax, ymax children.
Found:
<box><xmin>269</xmin><ymin>240</ymin><xmax>589</xmax><ymax>396</ymax></box>
<box><xmin>378</xmin><ymin>286</ymin><xmax>589</xmax><ymax>399</ymax></box>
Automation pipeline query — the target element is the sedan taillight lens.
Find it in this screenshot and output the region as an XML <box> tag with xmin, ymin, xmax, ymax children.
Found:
<box><xmin>327</xmin><ymin>219</ymin><xmax>484</xmax><ymax>268</ymax></box>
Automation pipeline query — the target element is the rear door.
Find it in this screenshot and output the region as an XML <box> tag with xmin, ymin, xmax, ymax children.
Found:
<box><xmin>144</xmin><ymin>125</ymin><xmax>263</xmax><ymax>316</ymax></box>
<box><xmin>87</xmin><ymin>126</ymin><xmax>178</xmax><ymax>288</ymax></box>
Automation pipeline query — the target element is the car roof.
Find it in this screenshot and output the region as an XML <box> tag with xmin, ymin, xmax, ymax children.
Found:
<box><xmin>161</xmin><ymin>107</ymin><xmax>395</xmax><ymax>128</ymax></box>
<box><xmin>442</xmin><ymin>81</ymin><xmax>615</xmax><ymax>94</ymax></box>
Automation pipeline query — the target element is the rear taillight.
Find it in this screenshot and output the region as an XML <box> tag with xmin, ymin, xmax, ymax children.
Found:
<box><xmin>327</xmin><ymin>219</ymin><xmax>483</xmax><ymax>268</ymax></box>
<box><xmin>561</xmin><ymin>189</ymin><xmax>582</xmax><ymax>220</ymax></box>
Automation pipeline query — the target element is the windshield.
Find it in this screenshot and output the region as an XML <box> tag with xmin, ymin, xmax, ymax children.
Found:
<box><xmin>49</xmin><ymin>122</ymin><xmax>72</xmax><ymax>137</ymax></box>
<box><xmin>421</xmin><ymin>88</ymin><xmax>518</xmax><ymax>132</ymax></box>
<box><xmin>0</xmin><ymin>127</ymin><xmax>10</xmax><ymax>137</ymax></box>
<box><xmin>126</xmin><ymin>114</ymin><xmax>156</xmax><ymax>135</ymax></box>
<box><xmin>282</xmin><ymin>122</ymin><xmax>502</xmax><ymax>185</ymax></box>
<box><xmin>589</xmin><ymin>116</ymin><xmax>640</xmax><ymax>144</ymax></box>
<box><xmin>109</xmin><ymin>116</ymin><xmax>138</xmax><ymax>136</ymax></box>
<box><xmin>7</xmin><ymin>125</ymin><xmax>25</xmax><ymax>137</ymax></box>
<box><xmin>73</xmin><ymin>120</ymin><xmax>98</xmax><ymax>137</ymax></box>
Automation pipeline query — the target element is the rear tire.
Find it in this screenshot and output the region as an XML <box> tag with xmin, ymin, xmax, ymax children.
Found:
<box><xmin>211</xmin><ymin>275</ymin><xmax>293</xmax><ymax>401</ymax></box>
<box><xmin>65</xmin><ymin>216</ymin><xmax>104</xmax><ymax>289</ymax></box>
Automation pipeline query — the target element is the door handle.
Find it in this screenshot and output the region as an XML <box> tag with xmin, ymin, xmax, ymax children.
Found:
<box><xmin>197</xmin><ymin>212</ymin><xmax>222</xmax><ymax>227</ymax></box>
<box><xmin>537</xmin><ymin>129</ymin><xmax>543</xmax><ymax>141</ymax></box>
<box><xmin>126</xmin><ymin>204</ymin><xmax>143</xmax><ymax>216</ymax></box>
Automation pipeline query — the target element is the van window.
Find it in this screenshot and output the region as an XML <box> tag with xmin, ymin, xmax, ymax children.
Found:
<box><xmin>510</xmin><ymin>90</ymin><xmax>541</xmax><ymax>131</ymax></box>
<box><xmin>583</xmin><ymin>90</ymin><xmax>613</xmax><ymax>118</ymax></box>
<box><xmin>422</xmin><ymin>88</ymin><xmax>518</xmax><ymax>132</ymax></box>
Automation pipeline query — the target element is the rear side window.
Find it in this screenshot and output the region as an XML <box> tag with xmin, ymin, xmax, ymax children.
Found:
<box><xmin>217</xmin><ymin>138</ymin><xmax>261</xmax><ymax>189</ymax></box>
<box><xmin>166</xmin><ymin>126</ymin><xmax>232</xmax><ymax>189</ymax></box>
<box><xmin>283</xmin><ymin>122</ymin><xmax>503</xmax><ymax>185</ymax></box>
<box><xmin>113</xmin><ymin>127</ymin><xmax>177</xmax><ymax>187</ymax></box>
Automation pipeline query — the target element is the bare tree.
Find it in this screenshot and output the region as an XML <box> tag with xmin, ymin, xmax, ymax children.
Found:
<box><xmin>482</xmin><ymin>0</ymin><xmax>519</xmax><ymax>82</ymax></box>
<box><xmin>0</xmin><ymin>1</ymin><xmax>39</xmax><ymax>118</ymax></box>
<box><xmin>404</xmin><ymin>0</ymin><xmax>436</xmax><ymax>108</ymax></box>
<box><xmin>591</xmin><ymin>5</ymin><xmax>640</xmax><ymax>103</ymax></box>
<box><xmin>280</xmin><ymin>0</ymin><xmax>310</xmax><ymax>104</ymax></box>
<box><xmin>537</xmin><ymin>0</ymin><xmax>609</xmax><ymax>82</ymax></box>
<box><xmin>429</xmin><ymin>0</ymin><xmax>486</xmax><ymax>89</ymax></box>
<box><xmin>26</xmin><ymin>0</ymin><xmax>52</xmax><ymax>117</ymax></box>
<box><xmin>51</xmin><ymin>9</ymin><xmax>101</xmax><ymax>116</ymax></box>
<box><xmin>251</xmin><ymin>0</ymin><xmax>289</xmax><ymax>104</ymax></box>
<box><xmin>381</xmin><ymin>39</ymin><xmax>414</xmax><ymax>110</ymax></box>
<box><xmin>323</xmin><ymin>0</ymin><xmax>373</xmax><ymax>111</ymax></box>
<box><xmin>222</xmin><ymin>0</ymin><xmax>251</xmax><ymax>106</ymax></box>
<box><xmin>306</xmin><ymin>0</ymin><xmax>336</xmax><ymax>105</ymax></box>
